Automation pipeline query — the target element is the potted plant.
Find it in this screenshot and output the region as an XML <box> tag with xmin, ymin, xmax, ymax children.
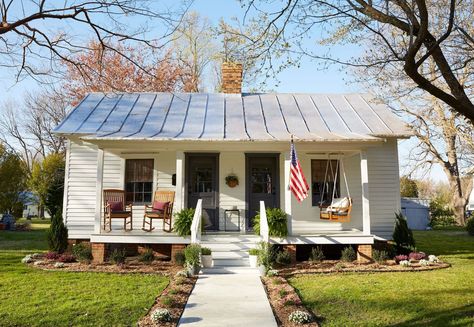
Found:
<box><xmin>184</xmin><ymin>244</ymin><xmax>201</xmax><ymax>275</ymax></box>
<box><xmin>201</xmin><ymin>247</ymin><xmax>213</xmax><ymax>268</ymax></box>
<box><xmin>225</xmin><ymin>174</ymin><xmax>239</xmax><ymax>188</ymax></box>
<box><xmin>248</xmin><ymin>248</ymin><xmax>259</xmax><ymax>268</ymax></box>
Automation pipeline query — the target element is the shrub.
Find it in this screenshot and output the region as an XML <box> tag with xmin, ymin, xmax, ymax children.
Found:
<box><xmin>45</xmin><ymin>251</ymin><xmax>60</xmax><ymax>260</ymax></box>
<box><xmin>266</xmin><ymin>269</ymin><xmax>278</xmax><ymax>277</ymax></box>
<box><xmin>257</xmin><ymin>241</ymin><xmax>277</xmax><ymax>271</ymax></box>
<box><xmin>429</xmin><ymin>196</ymin><xmax>456</xmax><ymax>227</ymax></box>
<box><xmin>393</xmin><ymin>212</ymin><xmax>415</xmax><ymax>251</ymax></box>
<box><xmin>161</xmin><ymin>295</ymin><xmax>174</xmax><ymax>307</ymax></box>
<box><xmin>150</xmin><ymin>308</ymin><xmax>172</xmax><ymax>323</ymax></box>
<box><xmin>175</xmin><ymin>277</ymin><xmax>187</xmax><ymax>285</ymax></box>
<box><xmin>253</xmin><ymin>208</ymin><xmax>288</xmax><ymax>237</ymax></box>
<box><xmin>57</xmin><ymin>254</ymin><xmax>76</xmax><ymax>263</ymax></box>
<box><xmin>184</xmin><ymin>244</ymin><xmax>201</xmax><ymax>267</ymax></box>
<box><xmin>276</xmin><ymin>250</ymin><xmax>292</xmax><ymax>265</ymax></box>
<box><xmin>72</xmin><ymin>243</ymin><xmax>92</xmax><ymax>263</ymax></box>
<box><xmin>175</xmin><ymin>269</ymin><xmax>190</xmax><ymax>278</ymax></box>
<box><xmin>399</xmin><ymin>260</ymin><xmax>411</xmax><ymax>267</ymax></box>
<box><xmin>310</xmin><ymin>246</ymin><xmax>325</xmax><ymax>262</ymax></box>
<box><xmin>408</xmin><ymin>252</ymin><xmax>426</xmax><ymax>261</ymax></box>
<box><xmin>288</xmin><ymin>310</ymin><xmax>312</xmax><ymax>324</ymax></box>
<box><xmin>394</xmin><ymin>254</ymin><xmax>408</xmax><ymax>263</ymax></box>
<box><xmin>201</xmin><ymin>247</ymin><xmax>212</xmax><ymax>255</ymax></box>
<box><xmin>467</xmin><ymin>218</ymin><xmax>474</xmax><ymax>236</ymax></box>
<box><xmin>372</xmin><ymin>250</ymin><xmax>389</xmax><ymax>264</ymax></box>
<box><xmin>46</xmin><ymin>212</ymin><xmax>68</xmax><ymax>253</ymax></box>
<box><xmin>248</xmin><ymin>248</ymin><xmax>259</xmax><ymax>256</ymax></box>
<box><xmin>139</xmin><ymin>248</ymin><xmax>155</xmax><ymax>263</ymax></box>
<box><xmin>340</xmin><ymin>246</ymin><xmax>356</xmax><ymax>262</ymax></box>
<box><xmin>279</xmin><ymin>289</ymin><xmax>288</xmax><ymax>298</ymax></box>
<box><xmin>174</xmin><ymin>251</ymin><xmax>186</xmax><ymax>266</ymax></box>
<box><xmin>109</xmin><ymin>248</ymin><xmax>126</xmax><ymax>265</ymax></box>
<box><xmin>419</xmin><ymin>259</ymin><xmax>429</xmax><ymax>266</ymax></box>
<box><xmin>173</xmin><ymin>208</ymin><xmax>195</xmax><ymax>236</ymax></box>
<box><xmin>428</xmin><ymin>255</ymin><xmax>439</xmax><ymax>263</ymax></box>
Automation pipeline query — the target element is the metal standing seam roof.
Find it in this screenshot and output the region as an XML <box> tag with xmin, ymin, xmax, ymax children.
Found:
<box><xmin>53</xmin><ymin>92</ymin><xmax>411</xmax><ymax>141</ymax></box>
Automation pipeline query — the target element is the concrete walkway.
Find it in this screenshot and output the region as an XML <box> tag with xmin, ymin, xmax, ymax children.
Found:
<box><xmin>178</xmin><ymin>267</ymin><xmax>277</xmax><ymax>327</ymax></box>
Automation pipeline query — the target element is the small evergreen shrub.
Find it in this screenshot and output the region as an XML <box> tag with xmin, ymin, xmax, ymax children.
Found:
<box><xmin>173</xmin><ymin>208</ymin><xmax>195</xmax><ymax>236</ymax></box>
<box><xmin>248</xmin><ymin>248</ymin><xmax>260</xmax><ymax>256</ymax></box>
<box><xmin>276</xmin><ymin>250</ymin><xmax>292</xmax><ymax>265</ymax></box>
<box><xmin>467</xmin><ymin>218</ymin><xmax>474</xmax><ymax>236</ymax></box>
<box><xmin>72</xmin><ymin>243</ymin><xmax>92</xmax><ymax>263</ymax></box>
<box><xmin>161</xmin><ymin>295</ymin><xmax>174</xmax><ymax>307</ymax></box>
<box><xmin>47</xmin><ymin>212</ymin><xmax>68</xmax><ymax>253</ymax></box>
<box><xmin>151</xmin><ymin>308</ymin><xmax>172</xmax><ymax>323</ymax></box>
<box><xmin>201</xmin><ymin>247</ymin><xmax>212</xmax><ymax>255</ymax></box>
<box><xmin>184</xmin><ymin>244</ymin><xmax>201</xmax><ymax>267</ymax></box>
<box><xmin>372</xmin><ymin>249</ymin><xmax>389</xmax><ymax>264</ymax></box>
<box><xmin>310</xmin><ymin>246</ymin><xmax>325</xmax><ymax>262</ymax></box>
<box><xmin>288</xmin><ymin>310</ymin><xmax>312</xmax><ymax>324</ymax></box>
<box><xmin>57</xmin><ymin>254</ymin><xmax>75</xmax><ymax>263</ymax></box>
<box><xmin>253</xmin><ymin>208</ymin><xmax>288</xmax><ymax>237</ymax></box>
<box><xmin>174</xmin><ymin>251</ymin><xmax>186</xmax><ymax>266</ymax></box>
<box><xmin>109</xmin><ymin>248</ymin><xmax>126</xmax><ymax>265</ymax></box>
<box><xmin>139</xmin><ymin>248</ymin><xmax>155</xmax><ymax>263</ymax></box>
<box><xmin>393</xmin><ymin>212</ymin><xmax>415</xmax><ymax>251</ymax></box>
<box><xmin>175</xmin><ymin>277</ymin><xmax>186</xmax><ymax>285</ymax></box>
<box><xmin>279</xmin><ymin>289</ymin><xmax>288</xmax><ymax>298</ymax></box>
<box><xmin>340</xmin><ymin>246</ymin><xmax>356</xmax><ymax>262</ymax></box>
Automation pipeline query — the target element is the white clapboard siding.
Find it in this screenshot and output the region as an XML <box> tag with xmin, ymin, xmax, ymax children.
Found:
<box><xmin>65</xmin><ymin>141</ymin><xmax>98</xmax><ymax>238</ymax></box>
<box><xmin>367</xmin><ymin>139</ymin><xmax>401</xmax><ymax>239</ymax></box>
<box><xmin>219</xmin><ymin>152</ymin><xmax>246</xmax><ymax>231</ymax></box>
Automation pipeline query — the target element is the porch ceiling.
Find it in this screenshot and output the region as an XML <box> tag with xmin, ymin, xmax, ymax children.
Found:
<box><xmin>54</xmin><ymin>92</ymin><xmax>412</xmax><ymax>142</ymax></box>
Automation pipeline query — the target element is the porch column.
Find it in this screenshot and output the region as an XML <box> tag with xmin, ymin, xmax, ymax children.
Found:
<box><xmin>175</xmin><ymin>151</ymin><xmax>185</xmax><ymax>211</ymax></box>
<box><xmin>284</xmin><ymin>152</ymin><xmax>292</xmax><ymax>236</ymax></box>
<box><xmin>94</xmin><ymin>148</ymin><xmax>104</xmax><ymax>234</ymax></box>
<box><xmin>360</xmin><ymin>150</ymin><xmax>371</xmax><ymax>235</ymax></box>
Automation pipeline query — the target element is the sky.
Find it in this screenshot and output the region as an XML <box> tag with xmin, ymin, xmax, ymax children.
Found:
<box><xmin>0</xmin><ymin>0</ymin><xmax>447</xmax><ymax>182</ymax></box>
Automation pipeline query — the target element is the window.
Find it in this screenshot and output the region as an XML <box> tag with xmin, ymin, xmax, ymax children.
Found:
<box><xmin>125</xmin><ymin>159</ymin><xmax>154</xmax><ymax>203</ymax></box>
<box><xmin>311</xmin><ymin>159</ymin><xmax>340</xmax><ymax>207</ymax></box>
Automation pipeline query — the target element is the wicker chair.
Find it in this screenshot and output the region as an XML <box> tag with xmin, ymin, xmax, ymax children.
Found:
<box><xmin>143</xmin><ymin>190</ymin><xmax>175</xmax><ymax>232</ymax></box>
<box><xmin>103</xmin><ymin>189</ymin><xmax>133</xmax><ymax>232</ymax></box>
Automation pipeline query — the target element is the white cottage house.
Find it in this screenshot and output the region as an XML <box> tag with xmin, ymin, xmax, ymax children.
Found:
<box><xmin>54</xmin><ymin>63</ymin><xmax>410</xmax><ymax>263</ymax></box>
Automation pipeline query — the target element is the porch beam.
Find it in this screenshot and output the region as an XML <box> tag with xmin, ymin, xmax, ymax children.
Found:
<box><xmin>360</xmin><ymin>150</ymin><xmax>371</xmax><ymax>235</ymax></box>
<box><xmin>94</xmin><ymin>148</ymin><xmax>105</xmax><ymax>234</ymax></box>
<box><xmin>284</xmin><ymin>152</ymin><xmax>292</xmax><ymax>236</ymax></box>
<box><xmin>175</xmin><ymin>151</ymin><xmax>185</xmax><ymax>211</ymax></box>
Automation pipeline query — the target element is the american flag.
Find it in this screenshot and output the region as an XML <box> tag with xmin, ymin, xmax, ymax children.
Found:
<box><xmin>289</xmin><ymin>140</ymin><xmax>309</xmax><ymax>202</ymax></box>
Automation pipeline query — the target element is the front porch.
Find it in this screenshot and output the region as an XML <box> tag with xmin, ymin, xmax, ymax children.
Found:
<box><xmin>84</xmin><ymin>140</ymin><xmax>378</xmax><ymax>240</ymax></box>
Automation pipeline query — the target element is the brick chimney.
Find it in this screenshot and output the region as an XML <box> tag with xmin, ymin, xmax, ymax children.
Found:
<box><xmin>221</xmin><ymin>62</ymin><xmax>242</xmax><ymax>94</ymax></box>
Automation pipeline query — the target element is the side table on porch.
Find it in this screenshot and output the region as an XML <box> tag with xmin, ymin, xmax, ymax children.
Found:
<box><xmin>224</xmin><ymin>209</ymin><xmax>240</xmax><ymax>232</ymax></box>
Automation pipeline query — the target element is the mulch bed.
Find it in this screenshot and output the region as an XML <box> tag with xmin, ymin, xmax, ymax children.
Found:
<box><xmin>277</xmin><ymin>260</ymin><xmax>450</xmax><ymax>277</ymax></box>
<box><xmin>138</xmin><ymin>273</ymin><xmax>197</xmax><ymax>326</ymax></box>
<box><xmin>262</xmin><ymin>276</ymin><xmax>319</xmax><ymax>327</ymax></box>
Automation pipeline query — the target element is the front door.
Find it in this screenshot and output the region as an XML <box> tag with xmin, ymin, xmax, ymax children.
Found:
<box><xmin>186</xmin><ymin>154</ymin><xmax>219</xmax><ymax>231</ymax></box>
<box><xmin>246</xmin><ymin>154</ymin><xmax>280</xmax><ymax>230</ymax></box>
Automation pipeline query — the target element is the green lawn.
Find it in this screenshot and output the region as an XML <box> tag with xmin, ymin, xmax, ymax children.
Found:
<box><xmin>290</xmin><ymin>229</ymin><xmax>474</xmax><ymax>326</ymax></box>
<box><xmin>0</xmin><ymin>220</ymin><xmax>168</xmax><ymax>326</ymax></box>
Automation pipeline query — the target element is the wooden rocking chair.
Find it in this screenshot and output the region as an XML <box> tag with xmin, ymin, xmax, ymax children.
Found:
<box><xmin>103</xmin><ymin>189</ymin><xmax>133</xmax><ymax>232</ymax></box>
<box><xmin>143</xmin><ymin>190</ymin><xmax>175</xmax><ymax>232</ymax></box>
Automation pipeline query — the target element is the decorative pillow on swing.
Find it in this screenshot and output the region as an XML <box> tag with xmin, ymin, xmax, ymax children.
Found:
<box><xmin>327</xmin><ymin>197</ymin><xmax>350</xmax><ymax>213</ymax></box>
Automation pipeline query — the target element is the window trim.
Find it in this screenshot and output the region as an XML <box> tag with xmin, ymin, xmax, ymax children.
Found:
<box><xmin>123</xmin><ymin>157</ymin><xmax>156</xmax><ymax>205</ymax></box>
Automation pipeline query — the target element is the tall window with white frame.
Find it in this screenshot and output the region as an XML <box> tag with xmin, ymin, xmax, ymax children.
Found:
<box><xmin>125</xmin><ymin>159</ymin><xmax>154</xmax><ymax>203</ymax></box>
<box><xmin>311</xmin><ymin>159</ymin><xmax>340</xmax><ymax>207</ymax></box>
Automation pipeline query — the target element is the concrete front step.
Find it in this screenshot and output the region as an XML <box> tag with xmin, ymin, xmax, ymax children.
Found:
<box><xmin>201</xmin><ymin>235</ymin><xmax>261</xmax><ymax>243</ymax></box>
<box><xmin>201</xmin><ymin>267</ymin><xmax>257</xmax><ymax>275</ymax></box>
<box><xmin>202</xmin><ymin>243</ymin><xmax>255</xmax><ymax>252</ymax></box>
<box><xmin>213</xmin><ymin>258</ymin><xmax>250</xmax><ymax>267</ymax></box>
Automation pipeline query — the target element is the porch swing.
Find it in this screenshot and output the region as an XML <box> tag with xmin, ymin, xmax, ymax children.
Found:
<box><xmin>319</xmin><ymin>154</ymin><xmax>352</xmax><ymax>222</ymax></box>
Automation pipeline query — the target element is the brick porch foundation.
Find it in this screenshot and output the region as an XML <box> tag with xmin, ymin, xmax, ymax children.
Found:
<box><xmin>91</xmin><ymin>243</ymin><xmax>107</xmax><ymax>264</ymax></box>
<box><xmin>357</xmin><ymin>244</ymin><xmax>373</xmax><ymax>263</ymax></box>
<box><xmin>171</xmin><ymin>244</ymin><xmax>186</xmax><ymax>263</ymax></box>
